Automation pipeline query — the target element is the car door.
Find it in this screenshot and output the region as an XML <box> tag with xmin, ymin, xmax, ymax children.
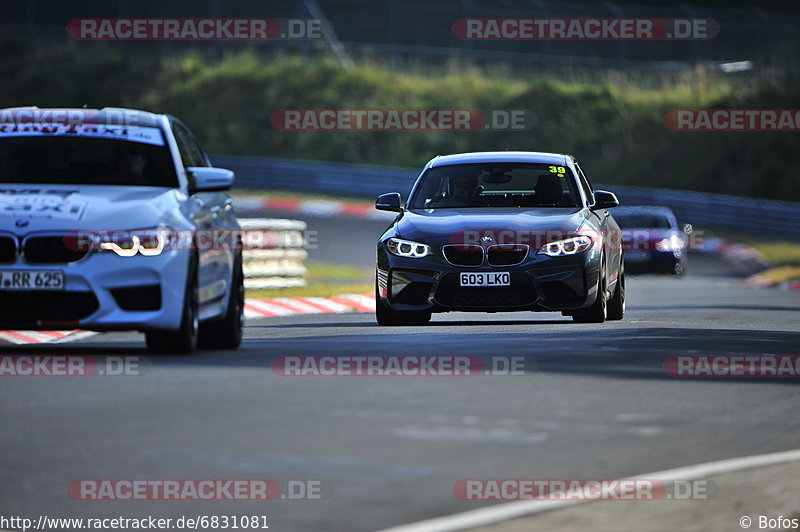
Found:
<box><xmin>171</xmin><ymin>121</ymin><xmax>228</xmax><ymax>309</ymax></box>
<box><xmin>186</xmin><ymin>126</ymin><xmax>236</xmax><ymax>301</ymax></box>
<box><xmin>574</xmin><ymin>161</ymin><xmax>622</xmax><ymax>293</ymax></box>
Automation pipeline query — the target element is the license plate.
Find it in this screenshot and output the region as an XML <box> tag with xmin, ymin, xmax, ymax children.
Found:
<box><xmin>625</xmin><ymin>251</ymin><xmax>651</xmax><ymax>262</ymax></box>
<box><xmin>0</xmin><ymin>270</ymin><xmax>65</xmax><ymax>291</ymax></box>
<box><xmin>459</xmin><ymin>272</ymin><xmax>511</xmax><ymax>287</ymax></box>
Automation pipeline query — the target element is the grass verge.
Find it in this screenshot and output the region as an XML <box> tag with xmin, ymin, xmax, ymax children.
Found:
<box><xmin>245</xmin><ymin>261</ymin><xmax>373</xmax><ymax>299</ymax></box>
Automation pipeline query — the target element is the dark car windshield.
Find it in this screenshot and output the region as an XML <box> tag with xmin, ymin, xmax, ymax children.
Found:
<box><xmin>0</xmin><ymin>126</ymin><xmax>178</xmax><ymax>187</ymax></box>
<box><xmin>614</xmin><ymin>212</ymin><xmax>673</xmax><ymax>230</ymax></box>
<box><xmin>408</xmin><ymin>162</ymin><xmax>581</xmax><ymax>209</ymax></box>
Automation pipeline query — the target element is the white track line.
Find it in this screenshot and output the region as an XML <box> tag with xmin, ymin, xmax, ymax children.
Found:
<box><xmin>377</xmin><ymin>448</ymin><xmax>800</xmax><ymax>532</ymax></box>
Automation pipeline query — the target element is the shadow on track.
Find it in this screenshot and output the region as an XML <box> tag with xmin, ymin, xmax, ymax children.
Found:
<box><xmin>5</xmin><ymin>328</ymin><xmax>798</xmax><ymax>385</ymax></box>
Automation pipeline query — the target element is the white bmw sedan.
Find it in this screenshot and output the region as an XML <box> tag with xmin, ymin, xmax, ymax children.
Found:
<box><xmin>0</xmin><ymin>107</ymin><xmax>243</xmax><ymax>353</ymax></box>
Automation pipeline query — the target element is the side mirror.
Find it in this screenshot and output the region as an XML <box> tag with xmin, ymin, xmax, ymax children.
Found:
<box><xmin>187</xmin><ymin>167</ymin><xmax>234</xmax><ymax>193</ymax></box>
<box><xmin>591</xmin><ymin>190</ymin><xmax>619</xmax><ymax>210</ymax></box>
<box><xmin>375</xmin><ymin>192</ymin><xmax>402</xmax><ymax>212</ymax></box>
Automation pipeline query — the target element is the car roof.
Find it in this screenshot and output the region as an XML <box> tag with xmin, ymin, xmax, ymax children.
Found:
<box><xmin>428</xmin><ymin>151</ymin><xmax>569</xmax><ymax>167</ymax></box>
<box><xmin>0</xmin><ymin>106</ymin><xmax>164</xmax><ymax>128</ymax></box>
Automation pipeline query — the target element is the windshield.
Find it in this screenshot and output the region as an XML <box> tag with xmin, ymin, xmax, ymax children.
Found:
<box><xmin>614</xmin><ymin>212</ymin><xmax>674</xmax><ymax>230</ymax></box>
<box><xmin>0</xmin><ymin>124</ymin><xmax>178</xmax><ymax>187</ymax></box>
<box><xmin>408</xmin><ymin>162</ymin><xmax>582</xmax><ymax>209</ymax></box>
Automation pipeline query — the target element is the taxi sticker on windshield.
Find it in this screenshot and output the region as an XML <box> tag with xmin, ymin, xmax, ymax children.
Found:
<box><xmin>548</xmin><ymin>165</ymin><xmax>566</xmax><ymax>177</ymax></box>
<box><xmin>0</xmin><ymin>123</ymin><xmax>165</xmax><ymax>146</ymax></box>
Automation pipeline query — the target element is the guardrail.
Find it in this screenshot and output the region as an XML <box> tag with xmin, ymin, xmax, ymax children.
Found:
<box><xmin>213</xmin><ymin>154</ymin><xmax>419</xmax><ymax>199</ymax></box>
<box><xmin>215</xmin><ymin>155</ymin><xmax>800</xmax><ymax>241</ymax></box>
<box><xmin>238</xmin><ymin>218</ymin><xmax>307</xmax><ymax>290</ymax></box>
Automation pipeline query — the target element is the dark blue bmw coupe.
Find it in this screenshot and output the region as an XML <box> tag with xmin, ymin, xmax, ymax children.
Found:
<box><xmin>375</xmin><ymin>151</ymin><xmax>624</xmax><ymax>324</ymax></box>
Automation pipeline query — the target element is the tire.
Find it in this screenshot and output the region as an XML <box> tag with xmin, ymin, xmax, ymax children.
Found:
<box><xmin>573</xmin><ymin>260</ymin><xmax>607</xmax><ymax>324</ymax></box>
<box><xmin>146</xmin><ymin>254</ymin><xmax>199</xmax><ymax>354</ymax></box>
<box><xmin>375</xmin><ymin>278</ymin><xmax>431</xmax><ymax>326</ymax></box>
<box><xmin>199</xmin><ymin>252</ymin><xmax>244</xmax><ymax>349</ymax></box>
<box><xmin>607</xmin><ymin>261</ymin><xmax>625</xmax><ymax>321</ymax></box>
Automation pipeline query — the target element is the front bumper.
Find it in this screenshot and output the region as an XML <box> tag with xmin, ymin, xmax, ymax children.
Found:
<box><xmin>377</xmin><ymin>246</ymin><xmax>602</xmax><ymax>313</ymax></box>
<box><xmin>0</xmin><ymin>249</ymin><xmax>191</xmax><ymax>331</ymax></box>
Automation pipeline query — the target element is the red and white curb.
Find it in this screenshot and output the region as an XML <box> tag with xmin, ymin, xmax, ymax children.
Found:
<box><xmin>0</xmin><ymin>330</ymin><xmax>96</xmax><ymax>345</ymax></box>
<box><xmin>0</xmin><ymin>293</ymin><xmax>376</xmax><ymax>345</ymax></box>
<box><xmin>244</xmin><ymin>292</ymin><xmax>374</xmax><ymax>318</ymax></box>
<box><xmin>233</xmin><ymin>195</ymin><xmax>393</xmax><ymax>220</ymax></box>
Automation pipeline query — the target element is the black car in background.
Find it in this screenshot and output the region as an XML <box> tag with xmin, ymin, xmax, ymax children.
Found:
<box><xmin>614</xmin><ymin>206</ymin><xmax>688</xmax><ymax>276</ymax></box>
<box><xmin>375</xmin><ymin>151</ymin><xmax>624</xmax><ymax>324</ymax></box>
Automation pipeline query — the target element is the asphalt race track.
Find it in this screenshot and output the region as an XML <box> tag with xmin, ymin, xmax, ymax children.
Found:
<box><xmin>1</xmin><ymin>212</ymin><xmax>799</xmax><ymax>532</ymax></box>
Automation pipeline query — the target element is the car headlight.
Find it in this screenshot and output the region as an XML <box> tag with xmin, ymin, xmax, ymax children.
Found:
<box><xmin>386</xmin><ymin>237</ymin><xmax>432</xmax><ymax>258</ymax></box>
<box><xmin>655</xmin><ymin>235</ymin><xmax>684</xmax><ymax>252</ymax></box>
<box><xmin>99</xmin><ymin>227</ymin><xmax>172</xmax><ymax>257</ymax></box>
<box><xmin>538</xmin><ymin>235</ymin><xmax>593</xmax><ymax>257</ymax></box>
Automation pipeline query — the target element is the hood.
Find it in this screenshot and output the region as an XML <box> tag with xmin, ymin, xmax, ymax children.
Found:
<box><xmin>0</xmin><ymin>184</ymin><xmax>184</xmax><ymax>232</ymax></box>
<box><xmin>397</xmin><ymin>207</ymin><xmax>588</xmax><ymax>245</ymax></box>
